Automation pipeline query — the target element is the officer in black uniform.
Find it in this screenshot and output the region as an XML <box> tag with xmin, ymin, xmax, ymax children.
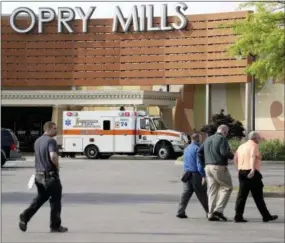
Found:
<box><xmin>19</xmin><ymin>121</ymin><xmax>68</xmax><ymax>233</ymax></box>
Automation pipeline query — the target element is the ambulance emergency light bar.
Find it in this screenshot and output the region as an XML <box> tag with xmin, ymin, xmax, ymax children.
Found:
<box><xmin>65</xmin><ymin>110</ymin><xmax>147</xmax><ymax>117</ymax></box>
<box><xmin>118</xmin><ymin>111</ymin><xmax>147</xmax><ymax>117</ymax></box>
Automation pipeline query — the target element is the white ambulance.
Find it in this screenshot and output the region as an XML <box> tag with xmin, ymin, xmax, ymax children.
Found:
<box><xmin>59</xmin><ymin>110</ymin><xmax>189</xmax><ymax>160</ymax></box>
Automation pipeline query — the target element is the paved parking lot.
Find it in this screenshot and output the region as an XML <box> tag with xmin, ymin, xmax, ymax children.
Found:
<box><xmin>1</xmin><ymin>156</ymin><xmax>284</xmax><ymax>243</ymax></box>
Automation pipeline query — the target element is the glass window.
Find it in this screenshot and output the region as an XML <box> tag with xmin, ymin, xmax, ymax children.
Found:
<box><xmin>1</xmin><ymin>129</ymin><xmax>14</xmax><ymax>145</ymax></box>
<box><xmin>149</xmin><ymin>120</ymin><xmax>156</xmax><ymax>131</ymax></box>
<box><xmin>103</xmin><ymin>120</ymin><xmax>110</xmax><ymax>130</ymax></box>
<box><xmin>140</xmin><ymin>119</ymin><xmax>147</xmax><ymax>129</ymax></box>
<box><xmin>152</xmin><ymin>118</ymin><xmax>167</xmax><ymax>130</ymax></box>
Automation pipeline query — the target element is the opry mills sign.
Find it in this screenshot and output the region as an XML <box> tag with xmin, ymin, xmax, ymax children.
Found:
<box><xmin>9</xmin><ymin>2</ymin><xmax>188</xmax><ymax>33</ymax></box>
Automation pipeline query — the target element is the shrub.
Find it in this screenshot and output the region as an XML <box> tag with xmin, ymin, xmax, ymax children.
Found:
<box><xmin>228</xmin><ymin>138</ymin><xmax>243</xmax><ymax>152</ymax></box>
<box><xmin>259</xmin><ymin>139</ymin><xmax>285</xmax><ymax>161</ymax></box>
<box><xmin>201</xmin><ymin>109</ymin><xmax>245</xmax><ymax>139</ymax></box>
<box><xmin>229</xmin><ymin>139</ymin><xmax>285</xmax><ymax>161</ymax></box>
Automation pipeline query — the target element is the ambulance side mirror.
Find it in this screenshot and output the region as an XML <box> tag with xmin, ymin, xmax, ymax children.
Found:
<box><xmin>145</xmin><ymin>119</ymin><xmax>150</xmax><ymax>130</ymax></box>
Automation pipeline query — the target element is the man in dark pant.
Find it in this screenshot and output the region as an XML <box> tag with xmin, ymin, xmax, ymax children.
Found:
<box><xmin>234</xmin><ymin>131</ymin><xmax>278</xmax><ymax>223</ymax></box>
<box><xmin>20</xmin><ymin>171</ymin><xmax>63</xmax><ymax>230</ymax></box>
<box><xmin>19</xmin><ymin>121</ymin><xmax>68</xmax><ymax>233</ymax></box>
<box><xmin>235</xmin><ymin>170</ymin><xmax>275</xmax><ymax>222</ymax></box>
<box><xmin>177</xmin><ymin>133</ymin><xmax>208</xmax><ymax>218</ymax></box>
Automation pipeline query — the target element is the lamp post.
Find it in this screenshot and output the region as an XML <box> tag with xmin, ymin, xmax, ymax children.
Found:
<box><xmin>236</xmin><ymin>52</ymin><xmax>256</xmax><ymax>135</ymax></box>
<box><xmin>250</xmin><ymin>55</ymin><xmax>256</xmax><ymax>131</ymax></box>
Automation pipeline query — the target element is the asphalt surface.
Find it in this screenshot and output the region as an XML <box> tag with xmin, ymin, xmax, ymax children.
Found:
<box><xmin>1</xmin><ymin>156</ymin><xmax>284</xmax><ymax>243</ymax></box>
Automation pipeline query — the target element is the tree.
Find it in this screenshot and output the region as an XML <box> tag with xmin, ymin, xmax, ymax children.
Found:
<box><xmin>200</xmin><ymin>109</ymin><xmax>245</xmax><ymax>139</ymax></box>
<box><xmin>225</xmin><ymin>2</ymin><xmax>285</xmax><ymax>88</ymax></box>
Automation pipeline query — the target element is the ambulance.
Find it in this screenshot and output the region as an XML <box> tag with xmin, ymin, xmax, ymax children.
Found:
<box><xmin>59</xmin><ymin>110</ymin><xmax>189</xmax><ymax>160</ymax></box>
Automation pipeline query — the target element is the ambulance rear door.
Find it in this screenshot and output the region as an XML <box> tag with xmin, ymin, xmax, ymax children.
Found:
<box><xmin>114</xmin><ymin>112</ymin><xmax>135</xmax><ymax>153</ymax></box>
<box><xmin>96</xmin><ymin>117</ymin><xmax>115</xmax><ymax>152</ymax></box>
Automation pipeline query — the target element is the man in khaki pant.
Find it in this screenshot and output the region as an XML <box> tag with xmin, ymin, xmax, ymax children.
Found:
<box><xmin>198</xmin><ymin>125</ymin><xmax>234</xmax><ymax>221</ymax></box>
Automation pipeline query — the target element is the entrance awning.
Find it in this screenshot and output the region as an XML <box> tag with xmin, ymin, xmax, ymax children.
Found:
<box><xmin>1</xmin><ymin>90</ymin><xmax>179</xmax><ymax>107</ymax></box>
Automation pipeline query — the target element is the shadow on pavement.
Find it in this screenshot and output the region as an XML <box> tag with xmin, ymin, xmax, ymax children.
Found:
<box><xmin>97</xmin><ymin>232</ymin><xmax>204</xmax><ymax>236</ymax></box>
<box><xmin>21</xmin><ymin>153</ymin><xmax>164</xmax><ymax>161</ymax></box>
<box><xmin>27</xmin><ymin>231</ymin><xmax>202</xmax><ymax>236</ymax></box>
<box><xmin>2</xmin><ymin>192</ymin><xmax>182</xmax><ymax>205</ymax></box>
<box><xmin>74</xmin><ymin>156</ymin><xmax>160</xmax><ymax>161</ymax></box>
<box><xmin>1</xmin><ymin>166</ymin><xmax>35</xmax><ymax>170</ymax></box>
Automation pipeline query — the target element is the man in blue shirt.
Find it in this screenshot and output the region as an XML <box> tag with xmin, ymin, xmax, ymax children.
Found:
<box><xmin>176</xmin><ymin>133</ymin><xmax>208</xmax><ymax>218</ymax></box>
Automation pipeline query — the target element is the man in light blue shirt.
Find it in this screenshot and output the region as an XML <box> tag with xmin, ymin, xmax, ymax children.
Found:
<box><xmin>176</xmin><ymin>133</ymin><xmax>208</xmax><ymax>218</ymax></box>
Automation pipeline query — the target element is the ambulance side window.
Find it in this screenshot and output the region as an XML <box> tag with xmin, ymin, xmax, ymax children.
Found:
<box><xmin>140</xmin><ymin>119</ymin><xmax>146</xmax><ymax>129</ymax></box>
<box><xmin>103</xmin><ymin>120</ymin><xmax>110</xmax><ymax>130</ymax></box>
<box><xmin>140</xmin><ymin>118</ymin><xmax>153</xmax><ymax>130</ymax></box>
<box><xmin>149</xmin><ymin>121</ymin><xmax>155</xmax><ymax>131</ymax></box>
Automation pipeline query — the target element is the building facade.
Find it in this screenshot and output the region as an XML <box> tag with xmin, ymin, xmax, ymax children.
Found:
<box><xmin>1</xmin><ymin>10</ymin><xmax>284</xmax><ymax>143</ymax></box>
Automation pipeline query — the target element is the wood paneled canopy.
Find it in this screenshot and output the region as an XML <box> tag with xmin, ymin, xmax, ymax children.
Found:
<box><xmin>1</xmin><ymin>11</ymin><xmax>251</xmax><ymax>87</ymax></box>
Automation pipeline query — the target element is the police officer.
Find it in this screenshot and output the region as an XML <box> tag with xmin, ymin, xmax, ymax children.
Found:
<box><xmin>19</xmin><ymin>121</ymin><xmax>68</xmax><ymax>233</ymax></box>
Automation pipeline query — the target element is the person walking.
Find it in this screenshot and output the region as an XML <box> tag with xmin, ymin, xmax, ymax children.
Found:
<box><xmin>198</xmin><ymin>125</ymin><xmax>234</xmax><ymax>221</ymax></box>
<box><xmin>19</xmin><ymin>121</ymin><xmax>68</xmax><ymax>233</ymax></box>
<box><xmin>176</xmin><ymin>133</ymin><xmax>208</xmax><ymax>219</ymax></box>
<box><xmin>234</xmin><ymin>131</ymin><xmax>278</xmax><ymax>223</ymax></box>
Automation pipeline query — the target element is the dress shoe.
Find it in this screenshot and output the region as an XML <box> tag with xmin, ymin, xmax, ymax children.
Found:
<box><xmin>263</xmin><ymin>215</ymin><xmax>278</xmax><ymax>222</ymax></box>
<box><xmin>234</xmin><ymin>216</ymin><xmax>248</xmax><ymax>223</ymax></box>
<box><xmin>176</xmin><ymin>214</ymin><xmax>188</xmax><ymax>219</ymax></box>
<box><xmin>208</xmin><ymin>215</ymin><xmax>220</xmax><ymax>221</ymax></box>
<box><xmin>50</xmin><ymin>226</ymin><xmax>68</xmax><ymax>233</ymax></box>
<box><xmin>19</xmin><ymin>220</ymin><xmax>27</xmax><ymax>232</ymax></box>
<box><xmin>213</xmin><ymin>211</ymin><xmax>228</xmax><ymax>221</ymax></box>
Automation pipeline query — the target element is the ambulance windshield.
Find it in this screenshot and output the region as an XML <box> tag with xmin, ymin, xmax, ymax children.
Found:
<box><xmin>152</xmin><ymin>118</ymin><xmax>167</xmax><ymax>130</ymax></box>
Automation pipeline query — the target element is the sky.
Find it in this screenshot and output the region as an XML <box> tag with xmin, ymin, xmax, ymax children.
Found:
<box><xmin>1</xmin><ymin>0</ymin><xmax>253</xmax><ymax>18</ymax></box>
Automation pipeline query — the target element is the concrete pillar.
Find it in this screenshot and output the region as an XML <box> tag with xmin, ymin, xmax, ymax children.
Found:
<box><xmin>52</xmin><ymin>105</ymin><xmax>68</xmax><ymax>145</ymax></box>
<box><xmin>160</xmin><ymin>107</ymin><xmax>174</xmax><ymax>129</ymax></box>
<box><xmin>244</xmin><ymin>82</ymin><xmax>251</xmax><ymax>137</ymax></box>
<box><xmin>205</xmin><ymin>83</ymin><xmax>212</xmax><ymax>124</ymax></box>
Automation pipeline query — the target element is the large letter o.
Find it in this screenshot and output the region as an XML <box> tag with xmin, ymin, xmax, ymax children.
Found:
<box><xmin>10</xmin><ymin>7</ymin><xmax>36</xmax><ymax>33</ymax></box>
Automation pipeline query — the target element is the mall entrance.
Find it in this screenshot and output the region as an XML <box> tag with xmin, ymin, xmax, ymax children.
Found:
<box><xmin>1</xmin><ymin>106</ymin><xmax>53</xmax><ymax>152</ymax></box>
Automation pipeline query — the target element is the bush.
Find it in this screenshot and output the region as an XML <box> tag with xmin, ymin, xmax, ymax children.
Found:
<box><xmin>228</xmin><ymin>138</ymin><xmax>242</xmax><ymax>152</ymax></box>
<box><xmin>229</xmin><ymin>139</ymin><xmax>285</xmax><ymax>161</ymax></box>
<box><xmin>259</xmin><ymin>140</ymin><xmax>285</xmax><ymax>161</ymax></box>
<box><xmin>201</xmin><ymin>109</ymin><xmax>245</xmax><ymax>140</ymax></box>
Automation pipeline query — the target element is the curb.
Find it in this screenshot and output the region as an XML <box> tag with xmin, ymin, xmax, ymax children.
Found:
<box><xmin>261</xmin><ymin>161</ymin><xmax>285</xmax><ymax>165</ymax></box>
<box><xmin>176</xmin><ymin>159</ymin><xmax>284</xmax><ymax>165</ymax></box>
<box><xmin>263</xmin><ymin>192</ymin><xmax>285</xmax><ymax>198</ymax></box>
<box><xmin>233</xmin><ymin>192</ymin><xmax>285</xmax><ymax>198</ymax></box>
<box><xmin>175</xmin><ymin>160</ymin><xmax>183</xmax><ymax>165</ymax></box>
<box><xmin>232</xmin><ymin>190</ymin><xmax>284</xmax><ymax>198</ymax></box>
<box><xmin>228</xmin><ymin>161</ymin><xmax>284</xmax><ymax>165</ymax></box>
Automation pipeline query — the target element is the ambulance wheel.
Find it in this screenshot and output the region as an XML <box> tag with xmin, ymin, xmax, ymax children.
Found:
<box><xmin>85</xmin><ymin>145</ymin><xmax>99</xmax><ymax>159</ymax></box>
<box><xmin>156</xmin><ymin>143</ymin><xmax>172</xmax><ymax>160</ymax></box>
